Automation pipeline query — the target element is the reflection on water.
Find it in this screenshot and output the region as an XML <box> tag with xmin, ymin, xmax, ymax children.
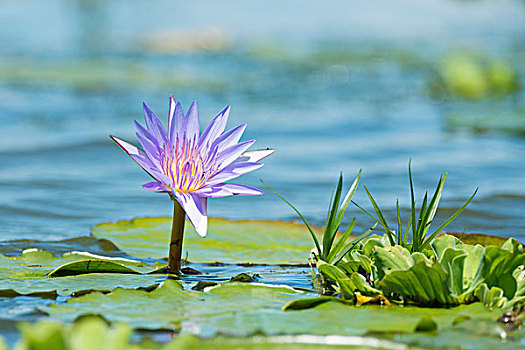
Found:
<box><xmin>0</xmin><ymin>0</ymin><xmax>524</xmax><ymax>241</ymax></box>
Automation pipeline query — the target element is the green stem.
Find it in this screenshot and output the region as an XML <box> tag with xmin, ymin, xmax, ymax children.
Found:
<box><xmin>168</xmin><ymin>200</ymin><xmax>185</xmax><ymax>273</ymax></box>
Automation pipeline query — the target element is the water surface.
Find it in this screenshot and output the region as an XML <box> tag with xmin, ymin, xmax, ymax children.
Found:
<box><xmin>0</xmin><ymin>0</ymin><xmax>524</xmax><ymax>241</ymax></box>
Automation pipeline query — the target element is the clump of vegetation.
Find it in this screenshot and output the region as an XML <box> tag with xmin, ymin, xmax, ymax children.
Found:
<box><xmin>354</xmin><ymin>161</ymin><xmax>477</xmax><ymax>253</ymax></box>
<box><xmin>428</xmin><ymin>54</ymin><xmax>521</xmax><ymax>100</ymax></box>
<box><xmin>270</xmin><ymin>163</ymin><xmax>525</xmax><ymax>311</ymax></box>
<box><xmin>263</xmin><ymin>171</ymin><xmax>372</xmax><ymax>265</ymax></box>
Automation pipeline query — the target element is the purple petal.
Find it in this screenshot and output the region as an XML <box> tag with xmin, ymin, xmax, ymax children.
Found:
<box><xmin>167</xmin><ymin>95</ymin><xmax>176</xmax><ymax>139</ymax></box>
<box><xmin>237</xmin><ymin>148</ymin><xmax>275</xmax><ymax>163</ymax></box>
<box><xmin>211</xmin><ymin>123</ymin><xmax>246</xmax><ymax>153</ymax></box>
<box><xmin>196</xmin><ymin>183</ymin><xmax>263</xmax><ymax>198</ymax></box>
<box><xmin>130</xmin><ymin>154</ymin><xmax>173</xmax><ymax>185</ymax></box>
<box><xmin>143</xmin><ymin>102</ymin><xmax>168</xmax><ymax>146</ymax></box>
<box><xmin>173</xmin><ymin>192</ymin><xmax>208</xmax><ymax>237</ymax></box>
<box><xmin>111</xmin><ymin>135</ymin><xmax>146</xmax><ymax>158</ymax></box>
<box><xmin>110</xmin><ymin>135</ymin><xmax>169</xmax><ymax>184</ymax></box>
<box><xmin>215</xmin><ymin>139</ymin><xmax>255</xmax><ymax>171</ymax></box>
<box><xmin>134</xmin><ymin>121</ymin><xmax>162</xmax><ymax>167</ymax></box>
<box><xmin>183</xmin><ymin>100</ymin><xmax>200</xmax><ymax>141</ymax></box>
<box><xmin>198</xmin><ymin>105</ymin><xmax>230</xmax><ymax>150</ymax></box>
<box><xmin>170</xmin><ymin>101</ymin><xmax>184</xmax><ymax>144</ymax></box>
<box><xmin>206</xmin><ymin>162</ymin><xmax>263</xmax><ymax>186</ymax></box>
<box><xmin>219</xmin><ymin>183</ymin><xmax>264</xmax><ymax>196</ymax></box>
<box><xmin>142</xmin><ymin>181</ymin><xmax>170</xmax><ymax>193</ymax></box>
<box><xmin>194</xmin><ymin>186</ymin><xmax>233</xmax><ymax>198</ymax></box>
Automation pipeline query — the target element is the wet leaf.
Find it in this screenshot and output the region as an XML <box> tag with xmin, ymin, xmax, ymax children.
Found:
<box><xmin>414</xmin><ymin>316</ymin><xmax>438</xmax><ymax>332</ymax></box>
<box><xmin>0</xmin><ymin>250</ymin><xmax>161</xmax><ymax>297</ymax></box>
<box><xmin>379</xmin><ymin>260</ymin><xmax>460</xmax><ymax>306</ymax></box>
<box><xmin>44</xmin><ymin>279</ymin><xmax>501</xmax><ymax>340</ymax></box>
<box><xmin>92</xmin><ymin>217</ymin><xmax>322</xmax><ymax>264</ymax></box>
<box><xmin>282</xmin><ymin>296</ymin><xmax>349</xmax><ymax>311</ymax></box>
<box><xmin>0</xmin><ymin>237</ymin><xmax>122</xmax><ymax>259</ymax></box>
<box><xmin>48</xmin><ymin>261</ymin><xmax>141</xmax><ymax>277</ymax></box>
<box><xmin>45</xmin><ymin>280</ymin><xmax>304</xmax><ymax>331</ymax></box>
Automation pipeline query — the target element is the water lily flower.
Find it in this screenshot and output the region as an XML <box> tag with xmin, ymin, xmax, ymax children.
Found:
<box><xmin>111</xmin><ymin>95</ymin><xmax>273</xmax><ymax>272</ymax></box>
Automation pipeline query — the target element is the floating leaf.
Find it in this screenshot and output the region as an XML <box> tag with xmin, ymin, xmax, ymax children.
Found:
<box><xmin>44</xmin><ymin>279</ymin><xmax>500</xmax><ymax>339</ymax></box>
<box><xmin>282</xmin><ymin>296</ymin><xmax>349</xmax><ymax>311</ymax></box>
<box><xmin>92</xmin><ymin>217</ymin><xmax>323</xmax><ymax>264</ymax></box>
<box><xmin>414</xmin><ymin>316</ymin><xmax>438</xmax><ymax>332</ymax></box>
<box><xmin>45</xmin><ymin>280</ymin><xmax>304</xmax><ymax>331</ymax></box>
<box><xmin>47</xmin><ymin>260</ymin><xmax>141</xmax><ymax>277</ymax></box>
<box><xmin>0</xmin><ymin>250</ymin><xmax>161</xmax><ymax>297</ymax></box>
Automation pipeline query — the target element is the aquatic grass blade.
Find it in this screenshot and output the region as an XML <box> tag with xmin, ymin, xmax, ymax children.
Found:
<box><xmin>420</xmin><ymin>175</ymin><xmax>447</xmax><ymax>237</ymax></box>
<box><xmin>334</xmin><ymin>170</ymin><xmax>361</xmax><ymax>232</ymax></box>
<box><xmin>326</xmin><ymin>218</ymin><xmax>356</xmax><ymax>263</ymax></box>
<box><xmin>352</xmin><ymin>200</ymin><xmax>380</xmax><ymax>223</ymax></box>
<box><xmin>409</xmin><ymin>160</ymin><xmax>417</xmax><ymax>245</ymax></box>
<box><xmin>322</xmin><ymin>173</ymin><xmax>344</xmax><ymax>258</ymax></box>
<box><xmin>333</xmin><ymin>223</ymin><xmax>378</xmax><ymax>266</ymax></box>
<box><xmin>325</xmin><ymin>183</ymin><xmax>337</xmax><ymax>226</ymax></box>
<box><xmin>416</xmin><ymin>175</ymin><xmax>447</xmax><ymax>249</ymax></box>
<box><xmin>324</xmin><ymin>170</ymin><xmax>361</xmax><ymax>260</ymax></box>
<box><xmin>402</xmin><ymin>209</ymin><xmax>413</xmax><ymax>245</ymax></box>
<box><xmin>413</xmin><ymin>192</ymin><xmax>428</xmax><ymax>250</ymax></box>
<box><xmin>420</xmin><ymin>188</ymin><xmax>478</xmax><ymax>251</ymax></box>
<box><xmin>261</xmin><ymin>179</ymin><xmax>322</xmax><ymax>256</ymax></box>
<box><xmin>363</xmin><ymin>185</ymin><xmax>396</xmax><ymax>246</ymax></box>
<box><xmin>396</xmin><ymin>199</ymin><xmax>403</xmax><ymax>245</ymax></box>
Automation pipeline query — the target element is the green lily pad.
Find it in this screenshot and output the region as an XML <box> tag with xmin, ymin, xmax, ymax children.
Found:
<box><xmin>92</xmin><ymin>217</ymin><xmax>323</xmax><ymax>264</ymax></box>
<box><xmin>44</xmin><ymin>278</ymin><xmax>502</xmax><ymax>340</ymax></box>
<box><xmin>396</xmin><ymin>318</ymin><xmax>518</xmax><ymax>350</ymax></box>
<box><xmin>0</xmin><ymin>236</ymin><xmax>121</xmax><ymax>258</ymax></box>
<box><xmin>194</xmin><ymin>300</ymin><xmax>500</xmax><ymax>338</ymax></box>
<box><xmin>15</xmin><ymin>317</ymin><xmax>425</xmax><ymax>350</ymax></box>
<box><xmin>48</xmin><ymin>261</ymin><xmax>140</xmax><ymax>278</ymax></box>
<box><xmin>45</xmin><ymin>280</ymin><xmax>305</xmax><ymax>331</ymax></box>
<box><xmin>166</xmin><ymin>334</ymin><xmax>419</xmax><ymax>350</ymax></box>
<box><xmin>0</xmin><ymin>250</ymin><xmax>161</xmax><ymax>297</ymax></box>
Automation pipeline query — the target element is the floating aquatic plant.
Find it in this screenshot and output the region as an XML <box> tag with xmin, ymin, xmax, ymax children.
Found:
<box><xmin>263</xmin><ymin>171</ymin><xmax>372</xmax><ymax>264</ymax></box>
<box><xmin>111</xmin><ymin>96</ymin><xmax>273</xmax><ymax>272</ymax></box>
<box><xmin>354</xmin><ymin>161</ymin><xmax>477</xmax><ymax>253</ymax></box>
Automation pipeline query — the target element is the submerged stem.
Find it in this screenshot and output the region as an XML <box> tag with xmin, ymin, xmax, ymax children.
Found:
<box><xmin>168</xmin><ymin>200</ymin><xmax>186</xmax><ymax>273</ymax></box>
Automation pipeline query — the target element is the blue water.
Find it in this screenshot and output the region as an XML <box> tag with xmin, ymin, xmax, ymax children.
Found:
<box><xmin>0</xmin><ymin>0</ymin><xmax>524</xmax><ymax>242</ymax></box>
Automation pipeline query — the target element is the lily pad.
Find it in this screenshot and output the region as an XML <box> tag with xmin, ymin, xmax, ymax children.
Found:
<box><xmin>396</xmin><ymin>318</ymin><xmax>518</xmax><ymax>350</ymax></box>
<box><xmin>166</xmin><ymin>334</ymin><xmax>419</xmax><ymax>350</ymax></box>
<box><xmin>14</xmin><ymin>317</ymin><xmax>424</xmax><ymax>350</ymax></box>
<box><xmin>45</xmin><ymin>280</ymin><xmax>305</xmax><ymax>331</ymax></box>
<box><xmin>44</xmin><ymin>278</ymin><xmax>502</xmax><ymax>340</ymax></box>
<box><xmin>92</xmin><ymin>217</ymin><xmax>323</xmax><ymax>265</ymax></box>
<box><xmin>0</xmin><ymin>236</ymin><xmax>122</xmax><ymax>258</ymax></box>
<box><xmin>0</xmin><ymin>250</ymin><xmax>162</xmax><ymax>297</ymax></box>
<box><xmin>190</xmin><ymin>299</ymin><xmax>501</xmax><ymax>339</ymax></box>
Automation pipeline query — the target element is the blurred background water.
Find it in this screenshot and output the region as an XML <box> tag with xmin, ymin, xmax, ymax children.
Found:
<box><xmin>0</xmin><ymin>0</ymin><xmax>524</xmax><ymax>242</ymax></box>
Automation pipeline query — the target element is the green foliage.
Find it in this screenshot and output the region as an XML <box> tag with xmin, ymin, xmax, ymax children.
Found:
<box><xmin>0</xmin><ymin>249</ymin><xmax>161</xmax><ymax>298</ymax></box>
<box><xmin>45</xmin><ymin>280</ymin><xmax>305</xmax><ymax>331</ymax></box>
<box><xmin>16</xmin><ymin>317</ymin><xmax>131</xmax><ymax>350</ymax></box>
<box><xmin>1</xmin><ymin>214</ymin><xmax>523</xmax><ymax>350</ymax></box>
<box><xmin>314</xmin><ymin>233</ymin><xmax>525</xmax><ymax>308</ymax></box>
<box><xmin>430</xmin><ymin>55</ymin><xmax>521</xmax><ymax>100</ymax></box>
<box><xmin>262</xmin><ymin>171</ymin><xmax>371</xmax><ymax>264</ymax></box>
<box><xmin>93</xmin><ymin>216</ymin><xmax>320</xmax><ymax>265</ymax></box>
<box><xmin>355</xmin><ymin>161</ymin><xmax>477</xmax><ymax>253</ymax></box>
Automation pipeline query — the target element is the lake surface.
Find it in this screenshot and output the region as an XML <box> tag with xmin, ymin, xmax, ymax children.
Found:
<box><xmin>1</xmin><ymin>0</ymin><xmax>524</xmax><ymax>242</ymax></box>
